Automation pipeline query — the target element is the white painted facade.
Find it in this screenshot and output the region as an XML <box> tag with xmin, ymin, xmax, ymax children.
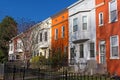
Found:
<box><xmin>68</xmin><ymin>0</ymin><xmax>96</xmax><ymax>72</ymax></box>
<box><xmin>32</xmin><ymin>18</ymin><xmax>51</xmax><ymax>58</ymax></box>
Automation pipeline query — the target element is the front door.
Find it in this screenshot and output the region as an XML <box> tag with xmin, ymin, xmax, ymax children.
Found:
<box><xmin>99</xmin><ymin>41</ymin><xmax>106</xmax><ymax>64</ymax></box>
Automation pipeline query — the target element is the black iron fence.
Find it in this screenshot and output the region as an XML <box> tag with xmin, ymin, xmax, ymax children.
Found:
<box><xmin>0</xmin><ymin>62</ymin><xmax>117</xmax><ymax>80</ymax></box>
<box><xmin>3</xmin><ymin>66</ymin><xmax>114</xmax><ymax>80</ymax></box>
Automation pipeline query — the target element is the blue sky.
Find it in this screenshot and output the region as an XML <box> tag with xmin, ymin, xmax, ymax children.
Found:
<box><xmin>0</xmin><ymin>0</ymin><xmax>77</xmax><ymax>22</ymax></box>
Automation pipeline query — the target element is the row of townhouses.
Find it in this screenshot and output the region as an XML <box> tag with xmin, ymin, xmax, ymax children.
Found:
<box><xmin>8</xmin><ymin>0</ymin><xmax>120</xmax><ymax>75</ymax></box>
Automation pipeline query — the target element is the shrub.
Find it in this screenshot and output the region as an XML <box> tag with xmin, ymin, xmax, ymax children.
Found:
<box><xmin>30</xmin><ymin>56</ymin><xmax>47</xmax><ymax>68</ymax></box>
<box><xmin>48</xmin><ymin>50</ymin><xmax>68</xmax><ymax>68</ymax></box>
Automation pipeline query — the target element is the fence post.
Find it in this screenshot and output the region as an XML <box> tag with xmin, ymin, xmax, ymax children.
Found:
<box><xmin>13</xmin><ymin>65</ymin><xmax>16</xmax><ymax>80</ymax></box>
<box><xmin>65</xmin><ymin>70</ymin><xmax>67</xmax><ymax>80</ymax></box>
<box><xmin>3</xmin><ymin>63</ymin><xmax>6</xmax><ymax>80</ymax></box>
<box><xmin>23</xmin><ymin>67</ymin><xmax>25</xmax><ymax>80</ymax></box>
<box><xmin>38</xmin><ymin>68</ymin><xmax>40</xmax><ymax>80</ymax></box>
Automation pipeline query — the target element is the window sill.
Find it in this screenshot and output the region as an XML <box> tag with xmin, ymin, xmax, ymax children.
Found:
<box><xmin>99</xmin><ymin>24</ymin><xmax>104</xmax><ymax>27</ymax></box>
<box><xmin>110</xmin><ymin>57</ymin><xmax>119</xmax><ymax>59</ymax></box>
<box><xmin>108</xmin><ymin>19</ymin><xmax>118</xmax><ymax>23</ymax></box>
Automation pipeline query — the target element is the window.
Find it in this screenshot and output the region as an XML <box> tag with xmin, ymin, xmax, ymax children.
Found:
<box><xmin>55</xmin><ymin>29</ymin><xmax>58</xmax><ymax>40</ymax></box>
<box><xmin>62</xmin><ymin>26</ymin><xmax>65</xmax><ymax>38</ymax></box>
<box><xmin>110</xmin><ymin>35</ymin><xmax>119</xmax><ymax>58</ymax></box>
<box><xmin>40</xmin><ymin>33</ymin><xmax>42</xmax><ymax>42</ymax></box>
<box><xmin>45</xmin><ymin>32</ymin><xmax>47</xmax><ymax>41</ymax></box>
<box><xmin>17</xmin><ymin>42</ymin><xmax>22</xmax><ymax>49</ymax></box>
<box><xmin>99</xmin><ymin>12</ymin><xmax>104</xmax><ymax>26</ymax></box>
<box><xmin>79</xmin><ymin>44</ymin><xmax>84</xmax><ymax>58</ymax></box>
<box><xmin>73</xmin><ymin>18</ymin><xmax>78</xmax><ymax>32</ymax></box>
<box><xmin>90</xmin><ymin>43</ymin><xmax>95</xmax><ymax>58</ymax></box>
<box><xmin>109</xmin><ymin>0</ymin><xmax>117</xmax><ymax>22</ymax></box>
<box><xmin>36</xmin><ymin>34</ymin><xmax>39</xmax><ymax>44</ymax></box>
<box><xmin>82</xmin><ymin>16</ymin><xmax>87</xmax><ymax>30</ymax></box>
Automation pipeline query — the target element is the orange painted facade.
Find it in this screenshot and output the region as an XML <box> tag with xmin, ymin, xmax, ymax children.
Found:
<box><xmin>96</xmin><ymin>0</ymin><xmax>120</xmax><ymax>75</ymax></box>
<box><xmin>51</xmin><ymin>9</ymin><xmax>69</xmax><ymax>56</ymax></box>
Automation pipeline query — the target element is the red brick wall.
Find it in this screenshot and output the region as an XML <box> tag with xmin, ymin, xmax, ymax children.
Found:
<box><xmin>96</xmin><ymin>0</ymin><xmax>120</xmax><ymax>75</ymax></box>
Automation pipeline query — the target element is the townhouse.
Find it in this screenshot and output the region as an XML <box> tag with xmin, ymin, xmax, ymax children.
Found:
<box><xmin>51</xmin><ymin>9</ymin><xmax>69</xmax><ymax>59</ymax></box>
<box><xmin>96</xmin><ymin>0</ymin><xmax>120</xmax><ymax>75</ymax></box>
<box><xmin>9</xmin><ymin>33</ymin><xmax>24</xmax><ymax>61</ymax></box>
<box><xmin>68</xmin><ymin>0</ymin><xmax>96</xmax><ymax>72</ymax></box>
<box><xmin>32</xmin><ymin>18</ymin><xmax>51</xmax><ymax>59</ymax></box>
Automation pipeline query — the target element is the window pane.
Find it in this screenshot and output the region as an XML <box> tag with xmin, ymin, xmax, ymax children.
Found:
<box><xmin>73</xmin><ymin>18</ymin><xmax>78</xmax><ymax>32</ymax></box>
<box><xmin>110</xmin><ymin>10</ymin><xmax>117</xmax><ymax>22</ymax></box>
<box><xmin>111</xmin><ymin>36</ymin><xmax>117</xmax><ymax>46</ymax></box>
<box><xmin>82</xmin><ymin>16</ymin><xmax>87</xmax><ymax>30</ymax></box>
<box><xmin>83</xmin><ymin>23</ymin><xmax>87</xmax><ymax>30</ymax></box>
<box><xmin>111</xmin><ymin>36</ymin><xmax>118</xmax><ymax>58</ymax></box>
<box><xmin>82</xmin><ymin>16</ymin><xmax>87</xmax><ymax>23</ymax></box>
<box><xmin>112</xmin><ymin>47</ymin><xmax>118</xmax><ymax>57</ymax></box>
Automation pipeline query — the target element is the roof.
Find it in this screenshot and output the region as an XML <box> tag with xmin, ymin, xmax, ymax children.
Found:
<box><xmin>67</xmin><ymin>0</ymin><xmax>84</xmax><ymax>9</ymax></box>
<box><xmin>51</xmin><ymin>8</ymin><xmax>68</xmax><ymax>18</ymax></box>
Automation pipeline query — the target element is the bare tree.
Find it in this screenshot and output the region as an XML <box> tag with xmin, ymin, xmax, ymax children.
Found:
<box><xmin>17</xmin><ymin>18</ymin><xmax>37</xmax><ymax>33</ymax></box>
<box><xmin>18</xmin><ymin>20</ymin><xmax>40</xmax><ymax>67</ymax></box>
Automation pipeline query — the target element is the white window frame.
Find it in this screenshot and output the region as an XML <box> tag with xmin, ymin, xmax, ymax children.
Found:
<box><xmin>110</xmin><ymin>35</ymin><xmax>119</xmax><ymax>59</ymax></box>
<box><xmin>99</xmin><ymin>12</ymin><xmax>104</xmax><ymax>26</ymax></box>
<box><xmin>82</xmin><ymin>16</ymin><xmax>88</xmax><ymax>31</ymax></box>
<box><xmin>109</xmin><ymin>0</ymin><xmax>118</xmax><ymax>23</ymax></box>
